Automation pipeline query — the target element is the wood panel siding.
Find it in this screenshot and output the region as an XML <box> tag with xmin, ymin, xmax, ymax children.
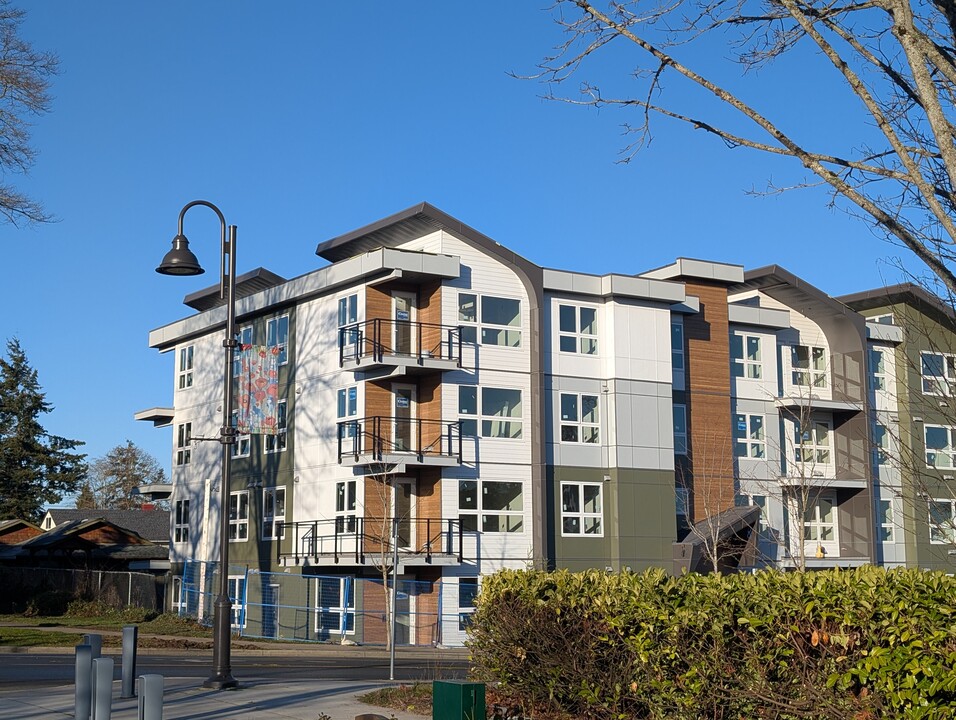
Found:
<box><xmin>418</xmin><ymin>281</ymin><xmax>444</xmax><ymax>357</ymax></box>
<box><xmin>418</xmin><ymin>375</ymin><xmax>442</xmax><ymax>456</ymax></box>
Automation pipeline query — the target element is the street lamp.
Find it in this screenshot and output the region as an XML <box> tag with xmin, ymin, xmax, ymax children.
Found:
<box><xmin>157</xmin><ymin>199</ymin><xmax>239</xmax><ymax>690</ymax></box>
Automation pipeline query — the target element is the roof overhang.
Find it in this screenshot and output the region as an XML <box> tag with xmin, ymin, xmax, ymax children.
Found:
<box><xmin>641</xmin><ymin>258</ymin><xmax>745</xmax><ymax>284</ymax></box>
<box><xmin>838</xmin><ymin>282</ymin><xmax>956</xmax><ymax>324</ymax></box>
<box><xmin>543</xmin><ymin>268</ymin><xmax>685</xmax><ymax>304</ymax></box>
<box><xmin>134</xmin><ymin>407</ymin><xmax>174</xmax><ymax>427</ymax></box>
<box><xmin>183</xmin><ymin>268</ymin><xmax>287</xmax><ymax>311</ymax></box>
<box><xmin>775</xmin><ymin>397</ymin><xmax>863</xmax><ymax>414</ymax></box>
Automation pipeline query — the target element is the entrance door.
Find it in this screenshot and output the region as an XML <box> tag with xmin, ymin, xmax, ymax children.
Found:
<box><xmin>392</xmin><ymin>477</ymin><xmax>416</xmax><ymax>551</ymax></box>
<box><xmin>392</xmin><ymin>384</ymin><xmax>416</xmax><ymax>452</ymax></box>
<box><xmin>393</xmin><ymin>292</ymin><xmax>416</xmax><ymax>356</ymax></box>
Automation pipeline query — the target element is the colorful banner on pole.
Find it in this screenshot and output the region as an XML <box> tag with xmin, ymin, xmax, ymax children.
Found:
<box><xmin>237</xmin><ymin>345</ymin><xmax>280</xmax><ymax>435</ymax></box>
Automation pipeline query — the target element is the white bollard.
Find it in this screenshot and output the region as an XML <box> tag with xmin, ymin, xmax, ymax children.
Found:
<box><xmin>75</xmin><ymin>644</ymin><xmax>93</xmax><ymax>720</ymax></box>
<box><xmin>91</xmin><ymin>656</ymin><xmax>114</xmax><ymax>720</ymax></box>
<box><xmin>138</xmin><ymin>674</ymin><xmax>164</xmax><ymax>720</ymax></box>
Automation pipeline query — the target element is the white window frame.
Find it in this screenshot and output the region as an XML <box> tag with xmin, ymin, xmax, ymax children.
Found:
<box><xmin>920</xmin><ymin>351</ymin><xmax>956</xmax><ymax>396</ymax></box>
<box><xmin>458</xmin><ymin>479</ymin><xmax>524</xmax><ymax>533</ymax></box>
<box><xmin>170</xmin><ymin>575</ymin><xmax>185</xmax><ymax>614</ymax></box>
<box><xmin>337</xmin><ymin>386</ymin><xmax>358</xmax><ymax>438</ymax></box>
<box><xmin>873</xmin><ymin>423</ymin><xmax>889</xmax><ymax>466</ymax></box>
<box><xmin>731</xmin><ymin>333</ymin><xmax>762</xmax><ymax>379</ymax></box>
<box><xmin>459</xmin><ymin>385</ymin><xmax>523</xmax><ymax>439</ymax></box>
<box><xmin>176</xmin><ymin>422</ymin><xmax>191</xmax><ymax>466</ymax></box>
<box><xmin>231</xmin><ymin>410</ymin><xmax>250</xmax><ymax>458</ymax></box>
<box><xmin>557</xmin><ymin>303</ymin><xmax>598</xmax><ymax>355</ymax></box>
<box><xmin>747</xmin><ymin>494</ymin><xmax>769</xmax><ymax>532</ymax></box>
<box><xmin>733</xmin><ymin>413</ymin><xmax>765</xmax><ymax>459</ymax></box>
<box><xmin>229</xmin><ymin>490</ymin><xmax>249</xmax><ymax>542</ymax></box>
<box><xmin>794</xmin><ymin>420</ymin><xmax>832</xmax><ymax>467</ymax></box>
<box><xmin>335</xmin><ymin>480</ymin><xmax>357</xmax><ymax>533</ymax></box>
<box><xmin>791</xmin><ymin>345</ymin><xmax>828</xmax><ymax>388</ymax></box>
<box><xmin>877</xmin><ymin>498</ymin><xmax>896</xmax><ymax>542</ymax></box>
<box><xmin>458</xmin><ymin>577</ymin><xmax>479</xmax><ymax>631</ymax></box>
<box><xmin>560</xmin><ymin>481</ymin><xmax>604</xmax><ymax>537</ymax></box>
<box><xmin>869</xmin><ymin>348</ymin><xmax>888</xmax><ymax>391</ymax></box>
<box><xmin>315</xmin><ymin>576</ymin><xmax>355</xmax><ymax>635</ymax></box>
<box><xmin>233</xmin><ymin>326</ymin><xmax>253</xmax><ymax>378</ymax></box>
<box><xmin>264</xmin><ymin>400</ymin><xmax>287</xmax><ymax>453</ymax></box>
<box><xmin>266</xmin><ymin>314</ymin><xmax>289</xmax><ymax>366</ymax></box>
<box><xmin>559</xmin><ymin>393</ymin><xmax>599</xmax><ymax>444</ymax></box>
<box><xmin>178</xmin><ymin>345</ymin><xmax>194</xmax><ymax>390</ymax></box>
<box><xmin>228</xmin><ymin>576</ymin><xmax>246</xmax><ymax>629</ymax></box>
<box><xmin>673</xmin><ymin>405</ymin><xmax>687</xmax><ymax>455</ymax></box>
<box><xmin>457</xmin><ymin>292</ymin><xmax>522</xmax><ymax>348</ymax></box>
<box><xmin>173</xmin><ymin>499</ymin><xmax>189</xmax><ymax>544</ymax></box>
<box><xmin>262</xmin><ymin>487</ymin><xmax>285</xmax><ymax>540</ymax></box>
<box><xmin>802</xmin><ymin>492</ymin><xmax>838</xmax><ymax>554</ymax></box>
<box><xmin>924</xmin><ymin>424</ymin><xmax>956</xmax><ymax>468</ymax></box>
<box><xmin>928</xmin><ymin>498</ymin><xmax>956</xmax><ymax>544</ymax></box>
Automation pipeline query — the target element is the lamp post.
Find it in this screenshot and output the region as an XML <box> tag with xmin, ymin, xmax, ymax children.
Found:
<box><xmin>156</xmin><ymin>199</ymin><xmax>239</xmax><ymax>690</ymax></box>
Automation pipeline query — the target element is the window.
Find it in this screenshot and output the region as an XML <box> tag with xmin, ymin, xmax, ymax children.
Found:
<box><xmin>675</xmin><ymin>487</ymin><xmax>689</xmax><ymax>519</ymax></box>
<box><xmin>173</xmin><ymin>499</ymin><xmax>189</xmax><ymax>544</ymax></box>
<box><xmin>338</xmin><ymin>294</ymin><xmax>358</xmax><ymax>327</ymax></box>
<box><xmin>170</xmin><ymin>576</ymin><xmax>184</xmax><ymax>615</ymax></box>
<box><xmin>733</xmin><ymin>414</ymin><xmax>765</xmax><ymax>458</ymax></box>
<box><xmin>803</xmin><ymin>494</ymin><xmax>836</xmax><ymax>546</ymax></box>
<box><xmin>559</xmin><ymin>393</ymin><xmax>599</xmax><ymax>443</ymax></box>
<box><xmin>731</xmin><ymin>334</ymin><xmax>762</xmax><ymax>379</ymax></box>
<box><xmin>228</xmin><ymin>576</ymin><xmax>246</xmax><ymax>628</ymax></box>
<box><xmin>792</xmin><ymin>345</ymin><xmax>827</xmax><ymax>387</ymax></box>
<box><xmin>558</xmin><ymin>304</ymin><xmax>598</xmax><ymax>354</ymax></box>
<box><xmin>673</xmin><ymin>405</ymin><xmax>687</xmax><ymax>455</ymax></box>
<box><xmin>561</xmin><ymin>482</ymin><xmax>603</xmax><ymax>536</ymax></box>
<box><xmin>671</xmin><ymin>322</ymin><xmax>684</xmax><ymax>373</ymax></box>
<box><xmin>872</xmin><ymin>313</ymin><xmax>895</xmax><ymax>325</ymax></box>
<box><xmin>925</xmin><ymin>425</ymin><xmax>956</xmax><ymax>468</ymax></box>
<box><xmin>178</xmin><ymin>345</ymin><xmax>194</xmax><ymax>390</ymax></box>
<box><xmin>921</xmin><ymin>352</ymin><xmax>956</xmax><ymax>395</ymax></box>
<box><xmin>737</xmin><ymin>494</ymin><xmax>768</xmax><ymax>531</ymax></box>
<box><xmin>878</xmin><ymin>499</ymin><xmax>895</xmax><ymax>542</ymax></box>
<box><xmin>459</xmin><ymin>386</ymin><xmax>523</xmax><ymax>439</ymax></box>
<box><xmin>265</xmin><ymin>400</ymin><xmax>287</xmax><ymax>453</ymax></box>
<box><xmin>869</xmin><ymin>348</ymin><xmax>887</xmax><ymax>391</ymax></box>
<box><xmin>794</xmin><ymin>421</ymin><xmax>831</xmax><ymax>465</ymax></box>
<box><xmin>458</xmin><ymin>293</ymin><xmax>521</xmax><ymax>347</ymax></box>
<box><xmin>231</xmin><ymin>410</ymin><xmax>250</xmax><ymax>458</ymax></box>
<box><xmin>316</xmin><ymin>577</ymin><xmax>354</xmax><ymax>635</ymax></box>
<box><xmin>928</xmin><ymin>499</ymin><xmax>956</xmax><ymax>544</ymax></box>
<box><xmin>229</xmin><ymin>491</ymin><xmax>249</xmax><ymax>541</ymax></box>
<box><xmin>337</xmin><ymin>387</ymin><xmax>358</xmax><ymax>438</ymax></box>
<box><xmin>459</xmin><ymin>479</ymin><xmax>524</xmax><ymax>532</ymax></box>
<box><xmin>262</xmin><ymin>487</ymin><xmax>285</xmax><ymax>540</ymax></box>
<box><xmin>267</xmin><ymin>315</ymin><xmax>289</xmax><ymax>365</ymax></box>
<box><xmin>176</xmin><ymin>423</ymin><xmax>191</xmax><ymax>466</ymax></box>
<box><xmin>458</xmin><ymin>578</ymin><xmax>478</xmax><ymax>631</ymax></box>
<box><xmin>232</xmin><ymin>325</ymin><xmax>253</xmax><ymax>379</ymax></box>
<box><xmin>873</xmin><ymin>424</ymin><xmax>889</xmax><ymax>466</ymax></box>
<box><xmin>335</xmin><ymin>480</ymin><xmax>357</xmax><ymax>533</ymax></box>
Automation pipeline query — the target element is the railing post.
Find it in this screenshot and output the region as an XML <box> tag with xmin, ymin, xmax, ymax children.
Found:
<box><xmin>417</xmin><ymin>416</ymin><xmax>423</xmax><ymax>460</ymax></box>
<box><xmin>457</xmin><ymin>421</ymin><xmax>463</xmax><ymax>464</ymax></box>
<box><xmin>425</xmin><ymin>518</ymin><xmax>432</xmax><ymax>561</ymax></box>
<box><xmin>458</xmin><ymin>520</ymin><xmax>463</xmax><ymax>563</ymax></box>
<box><xmin>457</xmin><ymin>325</ymin><xmax>463</xmax><ymax>367</ymax></box>
<box><xmin>357</xmin><ymin>517</ymin><xmax>364</xmax><ymax>564</ymax></box>
<box><xmin>417</xmin><ymin>321</ymin><xmax>423</xmax><ymax>361</ymax></box>
<box><xmin>334</xmin><ymin>516</ymin><xmax>340</xmax><ymax>564</ymax></box>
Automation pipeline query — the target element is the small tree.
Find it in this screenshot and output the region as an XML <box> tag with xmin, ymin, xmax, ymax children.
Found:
<box><xmin>77</xmin><ymin>440</ymin><xmax>167</xmax><ymax>510</ymax></box>
<box><xmin>0</xmin><ymin>338</ymin><xmax>86</xmax><ymax>521</ymax></box>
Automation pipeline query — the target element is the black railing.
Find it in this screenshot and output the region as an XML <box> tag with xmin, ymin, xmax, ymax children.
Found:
<box><xmin>337</xmin><ymin>417</ymin><xmax>463</xmax><ymax>464</ymax></box>
<box><xmin>338</xmin><ymin>320</ymin><xmax>463</xmax><ymax>367</ymax></box>
<box><xmin>277</xmin><ymin>517</ymin><xmax>465</xmax><ymax>565</ymax></box>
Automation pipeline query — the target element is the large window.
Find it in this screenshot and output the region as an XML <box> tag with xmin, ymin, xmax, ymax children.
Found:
<box><xmin>458</xmin><ymin>293</ymin><xmax>521</xmax><ymax>347</ymax></box>
<box><xmin>174</xmin><ymin>499</ymin><xmax>189</xmax><ymax>544</ymax></box>
<box><xmin>794</xmin><ymin>420</ymin><xmax>831</xmax><ymax>465</ymax></box>
<box><xmin>925</xmin><ymin>425</ymin><xmax>956</xmax><ymax>468</ymax></box>
<box><xmin>673</xmin><ymin>405</ymin><xmax>687</xmax><ymax>455</ymax></box>
<box><xmin>178</xmin><ymin>345</ymin><xmax>194</xmax><ymax>390</ymax></box>
<box><xmin>229</xmin><ymin>491</ymin><xmax>249</xmax><ymax>541</ymax></box>
<box><xmin>733</xmin><ymin>414</ymin><xmax>765</xmax><ymax>458</ymax></box>
<box><xmin>336</xmin><ymin>480</ymin><xmax>357</xmax><ymax>533</ymax></box>
<box><xmin>558</xmin><ymin>304</ymin><xmax>598</xmax><ymax>354</ymax></box>
<box><xmin>921</xmin><ymin>351</ymin><xmax>956</xmax><ymax>395</ymax></box>
<box><xmin>671</xmin><ymin>322</ymin><xmax>684</xmax><ymax>375</ymax></box>
<box><xmin>337</xmin><ymin>387</ymin><xmax>357</xmax><ymax>438</ymax></box>
<box><xmin>459</xmin><ymin>479</ymin><xmax>524</xmax><ymax>532</ymax></box>
<box><xmin>559</xmin><ymin>393</ymin><xmax>599</xmax><ymax>443</ymax></box>
<box><xmin>869</xmin><ymin>348</ymin><xmax>887</xmax><ymax>391</ymax></box>
<box><xmin>315</xmin><ymin>576</ymin><xmax>354</xmax><ymax>635</ymax></box>
<box><xmin>338</xmin><ymin>294</ymin><xmax>358</xmax><ymax>351</ymax></box>
<box><xmin>731</xmin><ymin>334</ymin><xmax>762</xmax><ymax>379</ymax></box>
<box><xmin>233</xmin><ymin>326</ymin><xmax>253</xmax><ymax>378</ymax></box>
<box><xmin>176</xmin><ymin>423</ymin><xmax>191</xmax><ymax>466</ymax></box>
<box><xmin>228</xmin><ymin>576</ymin><xmax>246</xmax><ymax>628</ymax></box>
<box><xmin>802</xmin><ymin>494</ymin><xmax>837</xmax><ymax>547</ymax></box>
<box><xmin>459</xmin><ymin>386</ymin><xmax>522</xmax><ymax>439</ymax></box>
<box><xmin>928</xmin><ymin>499</ymin><xmax>956</xmax><ymax>544</ymax></box>
<box><xmin>267</xmin><ymin>315</ymin><xmax>289</xmax><ymax>365</ymax></box>
<box><xmin>231</xmin><ymin>410</ymin><xmax>250</xmax><ymax>458</ymax></box>
<box><xmin>561</xmin><ymin>482</ymin><xmax>603</xmax><ymax>536</ymax></box>
<box><xmin>265</xmin><ymin>400</ymin><xmax>287</xmax><ymax>453</ymax></box>
<box><xmin>262</xmin><ymin>487</ymin><xmax>285</xmax><ymax>540</ymax></box>
<box><xmin>792</xmin><ymin>345</ymin><xmax>827</xmax><ymax>388</ymax></box>
<box><xmin>458</xmin><ymin>578</ymin><xmax>479</xmax><ymax>631</ymax></box>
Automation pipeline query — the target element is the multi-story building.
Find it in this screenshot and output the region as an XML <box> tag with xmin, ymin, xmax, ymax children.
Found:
<box><xmin>140</xmin><ymin>203</ymin><xmax>954</xmax><ymax>645</ymax></box>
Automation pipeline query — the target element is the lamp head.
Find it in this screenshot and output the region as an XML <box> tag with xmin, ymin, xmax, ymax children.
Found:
<box><xmin>157</xmin><ymin>234</ymin><xmax>205</xmax><ymax>276</ymax></box>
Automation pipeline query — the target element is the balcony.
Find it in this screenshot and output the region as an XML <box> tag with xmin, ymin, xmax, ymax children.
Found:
<box><xmin>277</xmin><ymin>517</ymin><xmax>466</xmax><ymax>567</ymax></box>
<box><xmin>339</xmin><ymin>320</ymin><xmax>463</xmax><ymax>377</ymax></box>
<box><xmin>337</xmin><ymin>417</ymin><xmax>462</xmax><ymax>469</ymax></box>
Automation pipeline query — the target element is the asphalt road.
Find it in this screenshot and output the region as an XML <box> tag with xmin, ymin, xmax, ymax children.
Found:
<box><xmin>0</xmin><ymin>652</ymin><xmax>469</xmax><ymax>688</ymax></box>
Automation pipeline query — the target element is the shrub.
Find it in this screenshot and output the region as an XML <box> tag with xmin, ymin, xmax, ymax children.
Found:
<box><xmin>23</xmin><ymin>590</ymin><xmax>72</xmax><ymax>617</ymax></box>
<box><xmin>468</xmin><ymin>567</ymin><xmax>956</xmax><ymax>720</ymax></box>
<box><xmin>65</xmin><ymin>600</ymin><xmax>155</xmax><ymax>623</ymax></box>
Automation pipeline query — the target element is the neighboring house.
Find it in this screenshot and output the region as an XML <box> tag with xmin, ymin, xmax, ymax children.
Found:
<box><xmin>40</xmin><ymin>508</ymin><xmax>171</xmax><ymax>551</ymax></box>
<box><xmin>140</xmin><ymin>202</ymin><xmax>953</xmax><ymax>644</ymax></box>
<box><xmin>0</xmin><ymin>519</ymin><xmax>43</xmax><ymax>545</ymax></box>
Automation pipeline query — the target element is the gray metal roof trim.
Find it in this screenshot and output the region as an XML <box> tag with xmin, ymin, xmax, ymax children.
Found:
<box><xmin>183</xmin><ymin>267</ymin><xmax>287</xmax><ymax>311</ymax></box>
<box><xmin>739</xmin><ymin>265</ymin><xmax>861</xmax><ymax>319</ymax></box>
<box><xmin>838</xmin><ymin>282</ymin><xmax>956</xmax><ymax>321</ymax></box>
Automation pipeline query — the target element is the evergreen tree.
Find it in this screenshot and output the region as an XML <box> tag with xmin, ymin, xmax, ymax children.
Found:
<box><xmin>0</xmin><ymin>338</ymin><xmax>86</xmax><ymax>520</ymax></box>
<box><xmin>79</xmin><ymin>440</ymin><xmax>166</xmax><ymax>510</ymax></box>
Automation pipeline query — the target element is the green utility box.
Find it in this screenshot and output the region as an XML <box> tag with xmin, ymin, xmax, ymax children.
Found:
<box><xmin>433</xmin><ymin>680</ymin><xmax>486</xmax><ymax>720</ymax></box>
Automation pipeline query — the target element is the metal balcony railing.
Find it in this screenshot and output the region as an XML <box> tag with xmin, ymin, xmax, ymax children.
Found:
<box><xmin>337</xmin><ymin>417</ymin><xmax>463</xmax><ymax>464</ymax></box>
<box><xmin>338</xmin><ymin>319</ymin><xmax>463</xmax><ymax>367</ymax></box>
<box><xmin>277</xmin><ymin>517</ymin><xmax>465</xmax><ymax>565</ymax></box>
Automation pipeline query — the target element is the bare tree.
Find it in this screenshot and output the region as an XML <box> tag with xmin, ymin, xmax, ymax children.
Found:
<box><xmin>530</xmin><ymin>0</ymin><xmax>956</xmax><ymax>293</ymax></box>
<box><xmin>0</xmin><ymin>1</ymin><xmax>57</xmax><ymax>225</ymax></box>
<box><xmin>77</xmin><ymin>440</ymin><xmax>167</xmax><ymax>510</ymax></box>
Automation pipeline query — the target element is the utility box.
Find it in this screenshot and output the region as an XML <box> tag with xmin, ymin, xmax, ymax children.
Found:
<box><xmin>433</xmin><ymin>680</ymin><xmax>486</xmax><ymax>720</ymax></box>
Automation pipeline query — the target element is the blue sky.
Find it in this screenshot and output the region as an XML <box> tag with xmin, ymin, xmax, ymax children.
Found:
<box><xmin>2</xmin><ymin>1</ymin><xmax>914</xmax><ymax>483</ymax></box>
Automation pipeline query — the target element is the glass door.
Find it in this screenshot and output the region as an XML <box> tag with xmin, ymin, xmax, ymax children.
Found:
<box><xmin>392</xmin><ymin>291</ymin><xmax>416</xmax><ymax>356</ymax></box>
<box><xmin>392</xmin><ymin>384</ymin><xmax>416</xmax><ymax>452</ymax></box>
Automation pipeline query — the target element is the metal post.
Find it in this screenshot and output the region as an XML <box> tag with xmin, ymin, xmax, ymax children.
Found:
<box><xmin>75</xmin><ymin>643</ymin><xmax>93</xmax><ymax>720</ymax></box>
<box><xmin>390</xmin><ymin>514</ymin><xmax>399</xmax><ymax>681</ymax></box>
<box><xmin>121</xmin><ymin>625</ymin><xmax>138</xmax><ymax>698</ymax></box>
<box><xmin>83</xmin><ymin>633</ymin><xmax>102</xmax><ymax>660</ymax></box>
<box><xmin>92</xmin><ymin>657</ymin><xmax>113</xmax><ymax>720</ymax></box>
<box><xmin>137</xmin><ymin>675</ymin><xmax>163</xmax><ymax>720</ymax></box>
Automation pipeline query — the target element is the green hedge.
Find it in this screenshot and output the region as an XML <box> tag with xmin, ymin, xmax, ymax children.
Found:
<box><xmin>467</xmin><ymin>567</ymin><xmax>956</xmax><ymax>719</ymax></box>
